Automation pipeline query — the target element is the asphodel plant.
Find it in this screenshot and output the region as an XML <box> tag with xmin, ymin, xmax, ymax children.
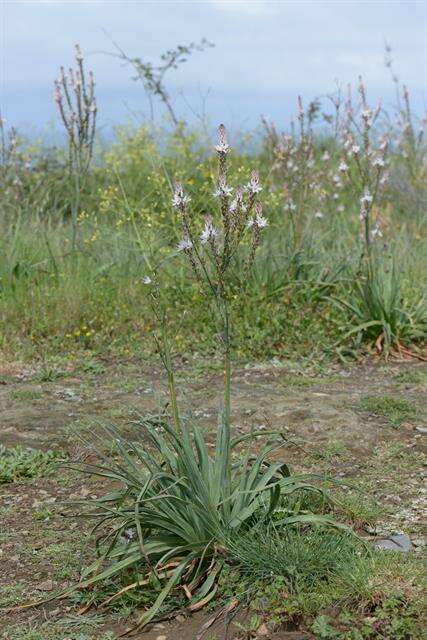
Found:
<box><xmin>170</xmin><ymin>123</ymin><xmax>268</xmax><ymax>434</ymax></box>
<box><xmin>54</xmin><ymin>44</ymin><xmax>97</xmax><ymax>249</ymax></box>
<box><xmin>330</xmin><ymin>78</ymin><xmax>421</xmax><ymax>356</ymax></box>
<box><xmin>22</xmin><ymin>126</ymin><xmax>339</xmax><ymax>634</ymax></box>
<box><xmin>338</xmin><ymin>77</ymin><xmax>389</xmax><ymax>260</ymax></box>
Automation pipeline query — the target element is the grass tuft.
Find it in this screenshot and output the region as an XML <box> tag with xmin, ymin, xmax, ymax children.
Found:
<box><xmin>359</xmin><ymin>395</ymin><xmax>420</xmax><ymax>427</ymax></box>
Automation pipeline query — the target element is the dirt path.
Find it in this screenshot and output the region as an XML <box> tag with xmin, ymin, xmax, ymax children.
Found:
<box><xmin>1</xmin><ymin>358</ymin><xmax>425</xmax><ymax>453</ymax></box>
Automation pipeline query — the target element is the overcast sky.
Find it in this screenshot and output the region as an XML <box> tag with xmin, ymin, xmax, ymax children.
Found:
<box><xmin>1</xmin><ymin>0</ymin><xmax>426</xmax><ymax>135</ymax></box>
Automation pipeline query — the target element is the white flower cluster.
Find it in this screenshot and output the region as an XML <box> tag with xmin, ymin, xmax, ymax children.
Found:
<box><xmin>246</xmin><ymin>170</ymin><xmax>262</xmax><ymax>195</ymax></box>
<box><xmin>177</xmin><ymin>236</ymin><xmax>193</xmax><ymax>252</ymax></box>
<box><xmin>214</xmin><ymin>123</ymin><xmax>230</xmax><ymax>155</ymax></box>
<box><xmin>213</xmin><ymin>183</ymin><xmax>233</xmax><ymax>198</ymax></box>
<box><xmin>200</xmin><ymin>218</ymin><xmax>219</xmax><ymax>244</ymax></box>
<box><xmin>172</xmin><ymin>183</ymin><xmax>191</xmax><ymax>209</ymax></box>
<box><xmin>284</xmin><ymin>199</ymin><xmax>296</xmax><ymax>212</ymax></box>
<box><xmin>247</xmin><ymin>211</ymin><xmax>268</xmax><ymax>229</ymax></box>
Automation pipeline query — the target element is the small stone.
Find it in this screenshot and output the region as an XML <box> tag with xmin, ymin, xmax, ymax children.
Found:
<box><xmin>365</xmin><ymin>525</ymin><xmax>377</xmax><ymax>535</ymax></box>
<box><xmin>156</xmin><ymin>636</ymin><xmax>167</xmax><ymax>640</ymax></box>
<box><xmin>257</xmin><ymin>623</ymin><xmax>270</xmax><ymax>637</ymax></box>
<box><xmin>374</xmin><ymin>534</ymin><xmax>412</xmax><ymax>553</ymax></box>
<box><xmin>415</xmin><ymin>426</ymin><xmax>427</xmax><ymax>434</ymax></box>
<box><xmin>36</xmin><ymin>579</ymin><xmax>54</xmax><ymax>591</ymax></box>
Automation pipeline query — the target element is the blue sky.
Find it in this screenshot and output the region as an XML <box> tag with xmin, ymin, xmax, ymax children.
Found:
<box><xmin>1</xmin><ymin>0</ymin><xmax>426</xmax><ymax>135</ymax></box>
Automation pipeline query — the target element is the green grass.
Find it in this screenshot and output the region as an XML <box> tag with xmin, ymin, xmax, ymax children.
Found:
<box><xmin>358</xmin><ymin>395</ymin><xmax>420</xmax><ymax>427</ymax></box>
<box><xmin>10</xmin><ymin>390</ymin><xmax>44</xmax><ymax>401</ymax></box>
<box><xmin>394</xmin><ymin>368</ymin><xmax>427</xmax><ymax>385</ymax></box>
<box><xmin>4</xmin><ymin>620</ymin><xmax>116</xmax><ymax>640</ymax></box>
<box><xmin>0</xmin><ymin>582</ymin><xmax>27</xmax><ymax>609</ymax></box>
<box><xmin>218</xmin><ymin>526</ymin><xmax>426</xmax><ymax>639</ymax></box>
<box><xmin>0</xmin><ymin>445</ymin><xmax>66</xmax><ymax>484</ymax></box>
<box><xmin>34</xmin><ymin>540</ymin><xmax>86</xmax><ymax>580</ymax></box>
<box><xmin>226</xmin><ymin>525</ymin><xmax>367</xmax><ymax>595</ymax></box>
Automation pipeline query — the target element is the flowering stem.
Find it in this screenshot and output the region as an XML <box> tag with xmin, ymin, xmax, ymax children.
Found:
<box><xmin>148</xmin><ymin>288</ymin><xmax>182</xmax><ymax>434</ymax></box>
<box><xmin>71</xmin><ymin>168</ymin><xmax>81</xmax><ymax>251</ymax></box>
<box><xmin>364</xmin><ymin>212</ymin><xmax>371</xmax><ymax>258</ymax></box>
<box><xmin>289</xmin><ymin>209</ymin><xmax>297</xmax><ymax>248</ymax></box>
<box><xmin>160</xmin><ymin>314</ymin><xmax>181</xmax><ymax>434</ymax></box>
<box><xmin>222</xmin><ymin>297</ymin><xmax>231</xmax><ymax>429</ymax></box>
<box><xmin>221</xmin><ymin>295</ymin><xmax>232</xmax><ymax>500</ymax></box>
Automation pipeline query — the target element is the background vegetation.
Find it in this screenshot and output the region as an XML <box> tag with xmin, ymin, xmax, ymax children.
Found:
<box><xmin>1</xmin><ymin>45</ymin><xmax>425</xmax><ymax>366</ymax></box>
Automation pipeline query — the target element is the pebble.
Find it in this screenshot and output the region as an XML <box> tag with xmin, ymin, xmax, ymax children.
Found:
<box><xmin>412</xmin><ymin>538</ymin><xmax>426</xmax><ymax>547</ymax></box>
<box><xmin>36</xmin><ymin>579</ymin><xmax>54</xmax><ymax>591</ymax></box>
<box><xmin>374</xmin><ymin>534</ymin><xmax>412</xmax><ymax>553</ymax></box>
<box><xmin>257</xmin><ymin>624</ymin><xmax>270</xmax><ymax>637</ymax></box>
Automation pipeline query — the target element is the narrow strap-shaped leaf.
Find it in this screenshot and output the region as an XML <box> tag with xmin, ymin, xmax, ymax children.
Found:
<box><xmin>134</xmin><ymin>554</ymin><xmax>197</xmax><ymax>631</ymax></box>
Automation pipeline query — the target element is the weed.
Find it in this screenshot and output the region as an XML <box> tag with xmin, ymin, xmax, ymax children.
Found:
<box><xmin>394</xmin><ymin>368</ymin><xmax>427</xmax><ymax>385</ymax></box>
<box><xmin>111</xmin><ymin>38</ymin><xmax>213</xmax><ymax>129</ymax></box>
<box><xmin>4</xmin><ymin>620</ymin><xmax>115</xmax><ymax>640</ymax></box>
<box><xmin>334</xmin><ymin>255</ymin><xmax>427</xmax><ymax>356</ymax></box>
<box><xmin>78</xmin><ymin>359</ymin><xmax>106</xmax><ymax>375</ymax></box>
<box><xmin>10</xmin><ymin>390</ymin><xmax>44</xmax><ymax>401</ymax></box>
<box><xmin>35</xmin><ymin>361</ymin><xmax>68</xmax><ymax>382</ymax></box>
<box><xmin>359</xmin><ymin>395</ymin><xmax>419</xmax><ymax>427</ymax></box>
<box><xmin>54</xmin><ymin>44</ymin><xmax>97</xmax><ymax>249</ymax></box>
<box><xmin>334</xmin><ymin>490</ymin><xmax>387</xmax><ymax>528</ymax></box>
<box><xmin>226</xmin><ymin>525</ymin><xmax>365</xmax><ymax>595</ymax></box>
<box><xmin>0</xmin><ymin>445</ymin><xmax>65</xmax><ymax>484</ymax></box>
<box><xmin>0</xmin><ymin>582</ymin><xmax>27</xmax><ymax>608</ymax></box>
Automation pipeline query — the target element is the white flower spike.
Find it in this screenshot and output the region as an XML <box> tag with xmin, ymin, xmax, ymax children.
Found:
<box><xmin>177</xmin><ymin>236</ymin><xmax>193</xmax><ymax>251</ymax></box>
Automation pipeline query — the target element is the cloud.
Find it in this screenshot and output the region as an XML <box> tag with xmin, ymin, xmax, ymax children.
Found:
<box><xmin>208</xmin><ymin>0</ymin><xmax>271</xmax><ymax>15</ymax></box>
<box><xmin>2</xmin><ymin>0</ymin><xmax>426</xmax><ymax>130</ymax></box>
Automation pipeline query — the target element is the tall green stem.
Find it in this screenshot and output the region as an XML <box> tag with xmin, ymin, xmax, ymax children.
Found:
<box><xmin>160</xmin><ymin>319</ymin><xmax>181</xmax><ymax>434</ymax></box>
<box><xmin>364</xmin><ymin>213</ymin><xmax>371</xmax><ymax>260</ymax></box>
<box><xmin>221</xmin><ymin>293</ymin><xmax>232</xmax><ymax>506</ymax></box>
<box><xmin>71</xmin><ymin>159</ymin><xmax>81</xmax><ymax>251</ymax></box>
<box><xmin>222</xmin><ymin>296</ymin><xmax>231</xmax><ymax>429</ymax></box>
